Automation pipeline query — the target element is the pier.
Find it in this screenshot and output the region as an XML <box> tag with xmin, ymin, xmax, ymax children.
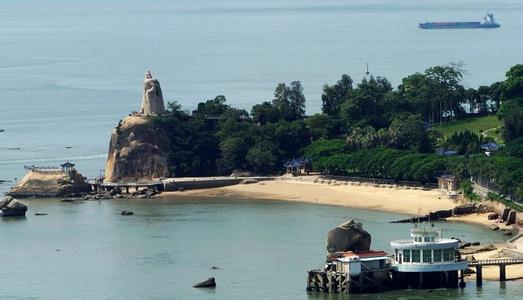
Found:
<box><xmin>469</xmin><ymin>258</ymin><xmax>523</xmax><ymax>286</ymax></box>
<box><xmin>88</xmin><ymin>176</ymin><xmax>272</xmax><ymax>194</ymax></box>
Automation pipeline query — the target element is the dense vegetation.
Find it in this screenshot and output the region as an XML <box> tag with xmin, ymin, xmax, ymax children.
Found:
<box><xmin>152</xmin><ymin>64</ymin><xmax>523</xmax><ymax>202</ymax></box>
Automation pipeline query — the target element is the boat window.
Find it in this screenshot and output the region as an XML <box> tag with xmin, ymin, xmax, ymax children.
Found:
<box><xmin>411</xmin><ymin>250</ymin><xmax>421</xmax><ymax>263</ymax></box>
<box><xmin>424</xmin><ymin>237</ymin><xmax>431</xmax><ymax>242</ymax></box>
<box><xmin>443</xmin><ymin>249</ymin><xmax>454</xmax><ymax>261</ymax></box>
<box><xmin>423</xmin><ymin>250</ymin><xmax>431</xmax><ymax>262</ymax></box>
<box><xmin>433</xmin><ymin>249</ymin><xmax>442</xmax><ymax>262</ymax></box>
<box><xmin>403</xmin><ymin>250</ymin><xmax>411</xmax><ymax>263</ymax></box>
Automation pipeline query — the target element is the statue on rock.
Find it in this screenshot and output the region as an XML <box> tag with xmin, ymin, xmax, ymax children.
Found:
<box><xmin>140</xmin><ymin>70</ymin><xmax>166</xmax><ymax>116</ymax></box>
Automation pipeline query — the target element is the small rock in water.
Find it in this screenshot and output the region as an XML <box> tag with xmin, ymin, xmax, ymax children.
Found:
<box><xmin>1</xmin><ymin>199</ymin><xmax>28</xmax><ymax>217</ymax></box>
<box><xmin>211</xmin><ymin>266</ymin><xmax>220</xmax><ymax>270</ymax></box>
<box><xmin>488</xmin><ymin>224</ymin><xmax>499</xmax><ymax>231</ymax></box>
<box><xmin>35</xmin><ymin>212</ymin><xmax>48</xmax><ymax>216</ymax></box>
<box><xmin>121</xmin><ymin>211</ymin><xmax>134</xmax><ymax>216</ymax></box>
<box><xmin>193</xmin><ymin>277</ymin><xmax>216</xmax><ymax>288</ymax></box>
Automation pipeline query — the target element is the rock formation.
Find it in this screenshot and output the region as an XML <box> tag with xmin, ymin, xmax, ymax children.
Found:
<box><xmin>140</xmin><ymin>70</ymin><xmax>165</xmax><ymax>116</ymax></box>
<box><xmin>7</xmin><ymin>170</ymin><xmax>90</xmax><ymax>198</ymax></box>
<box><xmin>326</xmin><ymin>220</ymin><xmax>372</xmax><ymax>255</ymax></box>
<box><xmin>193</xmin><ymin>277</ymin><xmax>216</xmax><ymax>288</ymax></box>
<box><xmin>1</xmin><ymin>196</ymin><xmax>28</xmax><ymax>217</ymax></box>
<box><xmin>104</xmin><ymin>116</ymin><xmax>169</xmax><ymax>183</ymax></box>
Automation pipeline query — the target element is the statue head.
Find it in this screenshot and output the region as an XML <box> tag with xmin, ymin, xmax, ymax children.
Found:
<box><xmin>145</xmin><ymin>70</ymin><xmax>153</xmax><ymax>80</ymax></box>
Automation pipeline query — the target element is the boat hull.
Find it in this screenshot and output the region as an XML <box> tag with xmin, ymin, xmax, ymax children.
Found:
<box><xmin>419</xmin><ymin>22</ymin><xmax>500</xmax><ymax>29</ymax></box>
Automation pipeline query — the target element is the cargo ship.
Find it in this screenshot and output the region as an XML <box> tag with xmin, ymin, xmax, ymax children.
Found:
<box><xmin>419</xmin><ymin>13</ymin><xmax>500</xmax><ymax>29</ymax></box>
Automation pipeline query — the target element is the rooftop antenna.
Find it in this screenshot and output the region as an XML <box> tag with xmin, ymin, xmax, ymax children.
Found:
<box><xmin>365</xmin><ymin>63</ymin><xmax>370</xmax><ymax>76</ymax></box>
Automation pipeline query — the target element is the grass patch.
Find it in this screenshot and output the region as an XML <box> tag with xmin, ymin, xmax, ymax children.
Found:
<box><xmin>487</xmin><ymin>192</ymin><xmax>523</xmax><ymax>212</ymax></box>
<box><xmin>431</xmin><ymin>115</ymin><xmax>504</xmax><ymax>144</ymax></box>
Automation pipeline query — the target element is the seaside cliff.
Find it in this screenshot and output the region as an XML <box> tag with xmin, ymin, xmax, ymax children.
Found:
<box><xmin>104</xmin><ymin>116</ymin><xmax>169</xmax><ymax>183</ymax></box>
<box><xmin>103</xmin><ymin>71</ymin><xmax>169</xmax><ymax>183</ymax></box>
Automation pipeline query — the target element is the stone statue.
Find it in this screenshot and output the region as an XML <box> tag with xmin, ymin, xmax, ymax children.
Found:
<box><xmin>140</xmin><ymin>70</ymin><xmax>165</xmax><ymax>116</ymax></box>
<box><xmin>326</xmin><ymin>219</ymin><xmax>372</xmax><ymax>255</ymax></box>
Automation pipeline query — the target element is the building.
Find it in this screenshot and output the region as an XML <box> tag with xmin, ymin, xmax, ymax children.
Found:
<box><xmin>283</xmin><ymin>157</ymin><xmax>311</xmax><ymax>175</ymax></box>
<box><xmin>390</xmin><ymin>225</ymin><xmax>468</xmax><ymax>289</ymax></box>
<box><xmin>60</xmin><ymin>161</ymin><xmax>76</xmax><ymax>173</ymax></box>
<box><xmin>437</xmin><ymin>175</ymin><xmax>459</xmax><ymax>192</ymax></box>
<box><xmin>481</xmin><ymin>141</ymin><xmax>500</xmax><ymax>156</ymax></box>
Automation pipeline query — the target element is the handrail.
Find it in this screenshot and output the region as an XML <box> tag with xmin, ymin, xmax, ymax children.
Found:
<box><xmin>468</xmin><ymin>258</ymin><xmax>523</xmax><ymax>266</ymax></box>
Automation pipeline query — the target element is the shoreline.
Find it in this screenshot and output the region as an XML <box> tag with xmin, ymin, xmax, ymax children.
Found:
<box><xmin>160</xmin><ymin>178</ymin><xmax>523</xmax><ymax>281</ymax></box>
<box><xmin>162</xmin><ymin>178</ymin><xmax>459</xmax><ymax>216</ymax></box>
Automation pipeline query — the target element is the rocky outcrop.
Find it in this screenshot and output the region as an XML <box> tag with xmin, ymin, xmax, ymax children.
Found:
<box><xmin>193</xmin><ymin>277</ymin><xmax>216</xmax><ymax>288</ymax></box>
<box><xmin>7</xmin><ymin>170</ymin><xmax>90</xmax><ymax>198</ymax></box>
<box><xmin>140</xmin><ymin>71</ymin><xmax>165</xmax><ymax>116</ymax></box>
<box><xmin>104</xmin><ymin>116</ymin><xmax>169</xmax><ymax>183</ymax></box>
<box><xmin>326</xmin><ymin>220</ymin><xmax>371</xmax><ymax>254</ymax></box>
<box><xmin>1</xmin><ymin>196</ymin><xmax>28</xmax><ymax>217</ymax></box>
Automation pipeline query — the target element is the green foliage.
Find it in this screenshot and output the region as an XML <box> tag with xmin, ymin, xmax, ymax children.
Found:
<box><xmin>443</xmin><ymin>130</ymin><xmax>485</xmax><ymax>155</ymax></box>
<box><xmin>430</xmin><ymin>115</ymin><xmax>503</xmax><ymax>144</ymax></box>
<box><xmin>147</xmin><ymin>64</ymin><xmax>522</xmax><ymax>200</ymax></box>
<box><xmin>487</xmin><ymin>192</ymin><xmax>523</xmax><ymax>212</ymax></box>
<box><xmin>115</xmin><ymin>119</ymin><xmax>123</xmax><ymax>135</ymax></box>
<box><xmin>498</xmin><ymin>65</ymin><xmax>523</xmax><ymax>141</ymax></box>
<box><xmin>340</xmin><ymin>76</ymin><xmax>392</xmax><ymax>129</ymax></box>
<box><xmin>321</xmin><ymin>74</ymin><xmax>353</xmax><ymax>116</ymax></box>
<box><xmin>497</xmin><ymin>97</ymin><xmax>523</xmax><ymax>141</ymax></box>
<box><xmin>272</xmin><ymin>81</ymin><xmax>306</xmax><ymax>121</ymax></box>
<box><xmin>303</xmin><ymin>138</ymin><xmax>346</xmax><ymax>161</ymax></box>
<box><xmin>461</xmin><ymin>180</ymin><xmax>481</xmax><ymax>201</ymax></box>
<box><xmin>397</xmin><ymin>63</ymin><xmax>466</xmax><ymax>124</ymax></box>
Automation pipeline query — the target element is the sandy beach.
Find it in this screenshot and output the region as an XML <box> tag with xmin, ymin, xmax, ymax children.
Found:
<box><xmin>166</xmin><ymin>178</ymin><xmax>458</xmax><ymax>216</ymax></box>
<box><xmin>161</xmin><ymin>177</ymin><xmax>523</xmax><ymax>281</ymax></box>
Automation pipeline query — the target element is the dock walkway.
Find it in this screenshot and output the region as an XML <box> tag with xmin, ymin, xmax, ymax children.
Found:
<box><xmin>469</xmin><ymin>258</ymin><xmax>523</xmax><ymax>285</ymax></box>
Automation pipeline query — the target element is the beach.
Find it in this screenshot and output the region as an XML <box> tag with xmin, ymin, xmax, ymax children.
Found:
<box><xmin>163</xmin><ymin>177</ymin><xmax>523</xmax><ymax>281</ymax></box>
<box><xmin>166</xmin><ymin>178</ymin><xmax>458</xmax><ymax>216</ymax></box>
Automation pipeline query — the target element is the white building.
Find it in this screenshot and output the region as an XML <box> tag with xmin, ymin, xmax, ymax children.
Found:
<box><xmin>390</xmin><ymin>225</ymin><xmax>468</xmax><ymax>288</ymax></box>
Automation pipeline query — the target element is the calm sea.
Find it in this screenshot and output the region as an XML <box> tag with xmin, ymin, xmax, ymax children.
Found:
<box><xmin>1</xmin><ymin>0</ymin><xmax>523</xmax><ymax>186</ymax></box>
<box><xmin>1</xmin><ymin>197</ymin><xmax>521</xmax><ymax>299</ymax></box>
<box><xmin>1</xmin><ymin>1</ymin><xmax>522</xmax><ymax>298</ymax></box>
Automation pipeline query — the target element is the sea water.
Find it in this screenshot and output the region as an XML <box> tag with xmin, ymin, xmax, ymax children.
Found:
<box><xmin>1</xmin><ymin>0</ymin><xmax>523</xmax><ymax>187</ymax></box>
<box><xmin>0</xmin><ymin>196</ymin><xmax>521</xmax><ymax>299</ymax></box>
<box><xmin>1</xmin><ymin>1</ymin><xmax>523</xmax><ymax>298</ymax></box>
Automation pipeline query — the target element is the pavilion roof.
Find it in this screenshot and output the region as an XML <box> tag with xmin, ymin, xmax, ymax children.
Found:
<box><xmin>60</xmin><ymin>161</ymin><xmax>75</xmax><ymax>168</ymax></box>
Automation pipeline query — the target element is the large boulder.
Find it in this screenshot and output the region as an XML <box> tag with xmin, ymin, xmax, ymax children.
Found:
<box><xmin>326</xmin><ymin>220</ymin><xmax>371</xmax><ymax>254</ymax></box>
<box><xmin>453</xmin><ymin>203</ymin><xmax>477</xmax><ymax>215</ymax></box>
<box><xmin>0</xmin><ymin>196</ymin><xmax>14</xmax><ymax>208</ymax></box>
<box><xmin>1</xmin><ymin>199</ymin><xmax>28</xmax><ymax>217</ymax></box>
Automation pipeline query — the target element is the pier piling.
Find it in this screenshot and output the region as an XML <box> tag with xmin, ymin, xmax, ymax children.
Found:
<box><xmin>500</xmin><ymin>264</ymin><xmax>506</xmax><ymax>281</ymax></box>
<box><xmin>476</xmin><ymin>265</ymin><xmax>483</xmax><ymax>286</ymax></box>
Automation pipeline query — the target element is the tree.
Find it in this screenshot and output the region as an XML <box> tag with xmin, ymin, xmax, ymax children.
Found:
<box><xmin>251</xmin><ymin>101</ymin><xmax>280</xmax><ymax>125</ymax></box>
<box><xmin>246</xmin><ymin>142</ymin><xmax>278</xmax><ymax>174</ymax></box>
<box><xmin>339</xmin><ymin>76</ymin><xmax>391</xmax><ymax>129</ymax></box>
<box><xmin>305</xmin><ymin>113</ymin><xmax>337</xmax><ymax>140</ymax></box>
<box><xmin>388</xmin><ymin>114</ymin><xmax>431</xmax><ymax>152</ymax></box>
<box><xmin>321</xmin><ymin>74</ymin><xmax>353</xmax><ymax>116</ymax></box>
<box><xmin>218</xmin><ymin>137</ymin><xmax>249</xmax><ymax>173</ymax></box>
<box><xmin>272</xmin><ymin>81</ymin><xmax>306</xmax><ymax>121</ymax></box>
<box><xmin>499</xmin><ymin>64</ymin><xmax>523</xmax><ymax>141</ymax></box>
